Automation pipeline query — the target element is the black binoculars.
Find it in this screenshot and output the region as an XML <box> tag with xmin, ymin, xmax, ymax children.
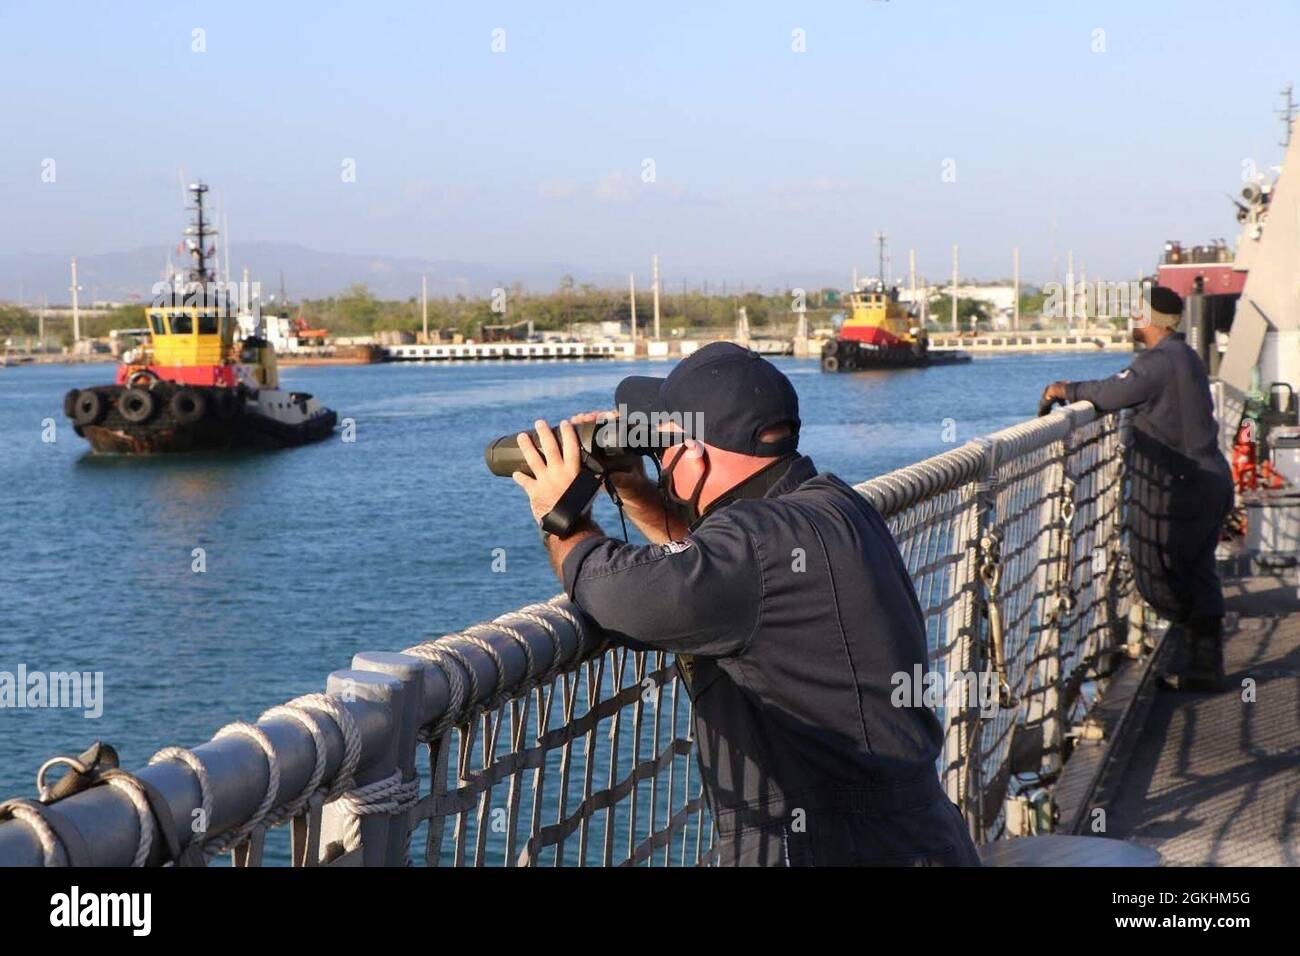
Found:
<box><xmin>485</xmin><ymin>418</ymin><xmax>665</xmax><ymax>538</ymax></box>
<box><xmin>484</xmin><ymin>418</ymin><xmax>645</xmax><ymax>479</ymax></box>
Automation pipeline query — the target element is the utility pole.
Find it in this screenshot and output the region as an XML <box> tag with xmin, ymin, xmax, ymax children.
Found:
<box><xmin>1050</xmin><ymin>210</ymin><xmax>1059</xmax><ymax>286</ymax></box>
<box><xmin>1012</xmin><ymin>247</ymin><xmax>1020</xmax><ymax>331</ymax></box>
<box><xmin>1079</xmin><ymin>261</ymin><xmax>1088</xmax><ymax>329</ymax></box>
<box><xmin>1137</xmin><ymin>269</ymin><xmax>1147</xmax><ymax>333</ymax></box>
<box><xmin>629</xmin><ymin>272</ymin><xmax>638</xmax><ymax>341</ymax></box>
<box><xmin>421</xmin><ymin>275</ymin><xmax>428</xmax><ymax>342</ymax></box>
<box><xmin>70</xmin><ymin>257</ymin><xmax>81</xmax><ymax>344</ymax></box>
<box><xmin>1066</xmin><ymin>250</ymin><xmax>1075</xmax><ymax>330</ymax></box>
<box><xmin>950</xmin><ymin>244</ymin><xmax>959</xmax><ymax>334</ymax></box>
<box><xmin>652</xmin><ymin>254</ymin><xmax>661</xmax><ymax>340</ymax></box>
<box><xmin>908</xmin><ymin>248</ymin><xmax>916</xmax><ymax>305</ymax></box>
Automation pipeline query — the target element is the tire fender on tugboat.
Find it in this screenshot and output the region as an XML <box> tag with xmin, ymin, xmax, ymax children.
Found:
<box><xmin>71</xmin><ymin>390</ymin><xmax>106</xmax><ymax>427</ymax></box>
<box><xmin>170</xmin><ymin>388</ymin><xmax>207</xmax><ymax>425</ymax></box>
<box><xmin>117</xmin><ymin>387</ymin><xmax>157</xmax><ymax>424</ymax></box>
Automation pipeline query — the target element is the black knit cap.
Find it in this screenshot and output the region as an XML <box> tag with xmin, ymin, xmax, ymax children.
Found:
<box><xmin>1148</xmin><ymin>284</ymin><xmax>1184</xmax><ymax>317</ymax></box>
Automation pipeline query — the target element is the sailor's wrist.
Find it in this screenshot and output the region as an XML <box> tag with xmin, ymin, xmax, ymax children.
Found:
<box><xmin>608</xmin><ymin>471</ymin><xmax>659</xmax><ymax>507</ymax></box>
<box><xmin>541</xmin><ymin>512</ymin><xmax>595</xmax><ymax>543</ymax></box>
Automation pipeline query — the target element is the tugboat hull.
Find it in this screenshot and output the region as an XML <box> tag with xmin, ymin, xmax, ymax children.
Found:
<box><xmin>820</xmin><ymin>338</ymin><xmax>971</xmax><ymax>372</ymax></box>
<box><xmin>66</xmin><ymin>382</ymin><xmax>337</xmax><ymax>454</ymax></box>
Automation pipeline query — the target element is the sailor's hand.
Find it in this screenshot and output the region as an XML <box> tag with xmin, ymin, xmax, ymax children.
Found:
<box><xmin>569</xmin><ymin>409</ymin><xmax>656</xmax><ymax>503</ymax></box>
<box><xmin>568</xmin><ymin>410</ymin><xmax>617</xmax><ymax>426</ymax></box>
<box><xmin>1038</xmin><ymin>382</ymin><xmax>1069</xmax><ymax>416</ymax></box>
<box><xmin>514</xmin><ymin>419</ymin><xmax>582</xmax><ymax>525</ymax></box>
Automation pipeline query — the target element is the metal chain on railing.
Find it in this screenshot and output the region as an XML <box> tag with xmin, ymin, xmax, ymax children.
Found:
<box><xmin>978</xmin><ymin>530</ymin><xmax>1016</xmax><ymax>709</ymax></box>
<box><xmin>1052</xmin><ymin>476</ymin><xmax>1079</xmax><ymax>626</ymax></box>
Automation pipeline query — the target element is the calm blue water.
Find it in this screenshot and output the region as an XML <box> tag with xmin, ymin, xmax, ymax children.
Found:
<box><xmin>0</xmin><ymin>352</ymin><xmax>1127</xmax><ymax>830</ymax></box>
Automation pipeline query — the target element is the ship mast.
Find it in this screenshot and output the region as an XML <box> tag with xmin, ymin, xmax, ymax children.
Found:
<box><xmin>875</xmin><ymin>230</ymin><xmax>887</xmax><ymax>287</ymax></box>
<box><xmin>183</xmin><ymin>182</ymin><xmax>217</xmax><ymax>287</ymax></box>
<box><xmin>1279</xmin><ymin>83</ymin><xmax>1296</xmax><ymax>148</ymax></box>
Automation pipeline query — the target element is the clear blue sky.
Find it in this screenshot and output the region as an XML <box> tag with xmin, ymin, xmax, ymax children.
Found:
<box><xmin>1</xmin><ymin>0</ymin><xmax>1296</xmax><ymax>288</ymax></box>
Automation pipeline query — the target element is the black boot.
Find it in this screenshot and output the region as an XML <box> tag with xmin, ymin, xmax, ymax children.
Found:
<box><xmin>1182</xmin><ymin>615</ymin><xmax>1226</xmax><ymax>692</ymax></box>
<box><xmin>1156</xmin><ymin>624</ymin><xmax>1190</xmax><ymax>692</ymax></box>
<box><xmin>1162</xmin><ymin>615</ymin><xmax>1225</xmax><ymax>692</ymax></box>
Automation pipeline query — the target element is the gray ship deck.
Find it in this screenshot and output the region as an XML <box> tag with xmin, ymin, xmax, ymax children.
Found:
<box><xmin>1104</xmin><ymin>572</ymin><xmax>1300</xmax><ymax>865</ymax></box>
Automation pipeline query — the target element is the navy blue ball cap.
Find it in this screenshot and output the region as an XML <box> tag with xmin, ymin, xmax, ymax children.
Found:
<box><xmin>614</xmin><ymin>342</ymin><xmax>800</xmax><ymax>457</ymax></box>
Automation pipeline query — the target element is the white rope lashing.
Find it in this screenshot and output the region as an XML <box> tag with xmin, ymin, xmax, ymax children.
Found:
<box><xmin>0</xmin><ymin>800</ymin><xmax>65</xmax><ymax>866</ymax></box>
<box><xmin>212</xmin><ymin>721</ymin><xmax>281</xmax><ymax>852</ymax></box>
<box><xmin>149</xmin><ymin>745</ymin><xmax>213</xmax><ymax>849</ymax></box>
<box><xmin>142</xmin><ymin>692</ymin><xmax>366</xmax><ymax>864</ymax></box>
<box><xmin>406</xmin><ymin>600</ymin><xmax>591</xmax><ymax>742</ymax></box>
<box><xmin>106</xmin><ymin>776</ymin><xmax>154</xmax><ymax>867</ymax></box>
<box><xmin>336</xmin><ymin>769</ymin><xmax>421</xmax><ymax>853</ymax></box>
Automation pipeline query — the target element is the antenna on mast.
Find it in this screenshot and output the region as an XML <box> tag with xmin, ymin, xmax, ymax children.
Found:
<box><xmin>1279</xmin><ymin>83</ymin><xmax>1296</xmax><ymax>148</ymax></box>
<box><xmin>874</xmin><ymin>230</ymin><xmax>887</xmax><ymax>286</ymax></box>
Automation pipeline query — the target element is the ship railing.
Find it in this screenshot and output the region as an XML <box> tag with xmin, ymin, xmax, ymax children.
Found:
<box><xmin>0</xmin><ymin>401</ymin><xmax>1133</xmax><ymax>866</ymax></box>
<box><xmin>1210</xmin><ymin>378</ymin><xmax>1247</xmax><ymax>459</ymax></box>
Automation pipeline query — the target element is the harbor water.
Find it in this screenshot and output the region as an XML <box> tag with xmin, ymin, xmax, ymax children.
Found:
<box><xmin>0</xmin><ymin>351</ymin><xmax>1129</xmax><ymax>857</ymax></box>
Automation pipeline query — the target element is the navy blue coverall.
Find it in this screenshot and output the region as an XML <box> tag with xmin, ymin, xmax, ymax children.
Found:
<box><xmin>1065</xmin><ymin>332</ymin><xmax>1234</xmax><ymax>622</ymax></box>
<box><xmin>562</xmin><ymin>455</ymin><xmax>980</xmax><ymax>866</ymax></box>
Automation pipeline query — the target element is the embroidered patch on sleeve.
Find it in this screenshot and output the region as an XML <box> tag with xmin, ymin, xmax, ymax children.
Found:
<box><xmin>661</xmin><ymin>539</ymin><xmax>693</xmax><ymax>556</ymax></box>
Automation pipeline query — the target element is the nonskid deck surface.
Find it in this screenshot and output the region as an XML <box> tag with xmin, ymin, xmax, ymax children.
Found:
<box><xmin>1105</xmin><ymin>573</ymin><xmax>1300</xmax><ymax>865</ymax></box>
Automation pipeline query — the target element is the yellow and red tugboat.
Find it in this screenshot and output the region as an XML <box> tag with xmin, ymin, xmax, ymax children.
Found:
<box><xmin>821</xmin><ymin>235</ymin><xmax>970</xmax><ymax>372</ymax></box>
<box><xmin>820</xmin><ymin>282</ymin><xmax>971</xmax><ymax>372</ymax></box>
<box><xmin>62</xmin><ymin>182</ymin><xmax>338</xmax><ymax>453</ymax></box>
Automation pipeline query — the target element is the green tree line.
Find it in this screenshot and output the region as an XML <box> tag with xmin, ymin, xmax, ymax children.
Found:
<box><xmin>3</xmin><ymin>284</ymin><xmax>1099</xmax><ymax>346</ymax></box>
<box><xmin>298</xmin><ymin>283</ymin><xmax>846</xmax><ymax>339</ymax></box>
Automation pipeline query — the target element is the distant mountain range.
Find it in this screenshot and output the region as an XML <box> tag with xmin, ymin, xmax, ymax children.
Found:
<box><xmin>0</xmin><ymin>242</ymin><xmax>618</xmax><ymax>305</ymax></box>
